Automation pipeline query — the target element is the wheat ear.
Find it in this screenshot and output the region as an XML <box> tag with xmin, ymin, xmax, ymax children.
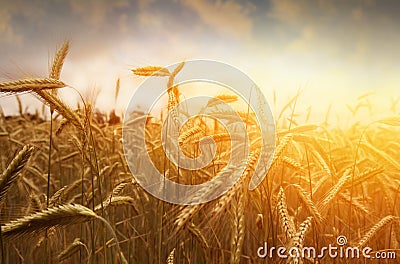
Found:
<box><xmin>355</xmin><ymin>215</ymin><xmax>398</xmax><ymax>248</ymax></box>
<box><xmin>2</xmin><ymin>204</ymin><xmax>96</xmax><ymax>238</ymax></box>
<box><xmin>360</xmin><ymin>141</ymin><xmax>400</xmax><ymax>170</ymax></box>
<box><xmin>50</xmin><ymin>41</ymin><xmax>70</xmax><ymax>80</ymax></box>
<box><xmin>277</xmin><ymin>187</ymin><xmax>296</xmax><ymax>239</ymax></box>
<box><xmin>57</xmin><ymin>238</ymin><xmax>89</xmax><ymax>261</ymax></box>
<box><xmin>132</xmin><ymin>66</ymin><xmax>170</xmax><ymax>77</ymax></box>
<box><xmin>174</xmin><ymin>204</ymin><xmax>204</xmax><ymax>233</ymax></box>
<box><xmin>94</xmin><ymin>196</ymin><xmax>135</xmax><ymax>212</ymax></box>
<box><xmin>377</xmin><ymin>116</ymin><xmax>400</xmax><ymax>126</ymax></box>
<box><xmin>293</xmin><ymin>184</ymin><xmax>323</xmax><ymax>223</ymax></box>
<box><xmin>49</xmin><ymin>185</ymin><xmax>69</xmax><ymax>206</ymax></box>
<box><xmin>272</xmin><ymin>133</ymin><xmax>293</xmax><ymax>165</ymax></box>
<box><xmin>0</xmin><ymin>145</ymin><xmax>34</xmax><ymax>204</ymax></box>
<box><xmin>167</xmin><ymin>248</ymin><xmax>175</xmax><ymax>264</ymax></box>
<box><xmin>167</xmin><ymin>61</ymin><xmax>185</xmax><ymax>109</ymax></box>
<box><xmin>35</xmin><ymin>90</ymin><xmax>84</xmax><ymax>130</ymax></box>
<box><xmin>297</xmin><ymin>217</ymin><xmax>313</xmax><ymax>246</ymax></box>
<box><xmin>0</xmin><ymin>78</ymin><xmax>66</xmax><ymax>93</ymax></box>
<box><xmin>112</xmin><ymin>182</ymin><xmax>129</xmax><ymax>195</ymax></box>
<box><xmin>288</xmin><ymin>217</ymin><xmax>313</xmax><ymax>264</ymax></box>
<box><xmin>187</xmin><ymin>223</ymin><xmax>209</xmax><ymax>248</ymax></box>
<box><xmin>317</xmin><ymin>169</ymin><xmax>351</xmax><ymax>213</ymax></box>
<box><xmin>230</xmin><ymin>191</ymin><xmax>245</xmax><ymax>264</ymax></box>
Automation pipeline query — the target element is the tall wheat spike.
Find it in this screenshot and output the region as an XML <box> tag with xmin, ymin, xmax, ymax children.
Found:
<box><xmin>49</xmin><ymin>185</ymin><xmax>69</xmax><ymax>206</ymax></box>
<box><xmin>355</xmin><ymin>215</ymin><xmax>398</xmax><ymax>248</ymax></box>
<box><xmin>187</xmin><ymin>223</ymin><xmax>209</xmax><ymax>248</ymax></box>
<box><xmin>35</xmin><ymin>90</ymin><xmax>84</xmax><ymax>130</ymax></box>
<box><xmin>272</xmin><ymin>133</ymin><xmax>293</xmax><ymax>165</ymax></box>
<box><xmin>167</xmin><ymin>248</ymin><xmax>175</xmax><ymax>264</ymax></box>
<box><xmin>293</xmin><ymin>184</ymin><xmax>323</xmax><ymax>223</ymax></box>
<box><xmin>287</xmin><ymin>217</ymin><xmax>313</xmax><ymax>264</ymax></box>
<box><xmin>317</xmin><ymin>168</ymin><xmax>351</xmax><ymax>213</ymax></box>
<box><xmin>377</xmin><ymin>116</ymin><xmax>400</xmax><ymax>126</ymax></box>
<box><xmin>2</xmin><ymin>204</ymin><xmax>97</xmax><ymax>238</ymax></box>
<box><xmin>57</xmin><ymin>238</ymin><xmax>88</xmax><ymax>261</ymax></box>
<box><xmin>230</xmin><ymin>191</ymin><xmax>245</xmax><ymax>264</ymax></box>
<box><xmin>50</xmin><ymin>41</ymin><xmax>70</xmax><ymax>80</ymax></box>
<box><xmin>132</xmin><ymin>66</ymin><xmax>170</xmax><ymax>77</ymax></box>
<box><xmin>360</xmin><ymin>141</ymin><xmax>400</xmax><ymax>170</ymax></box>
<box><xmin>94</xmin><ymin>196</ymin><xmax>135</xmax><ymax>212</ymax></box>
<box><xmin>0</xmin><ymin>145</ymin><xmax>34</xmax><ymax>204</ymax></box>
<box><xmin>0</xmin><ymin>78</ymin><xmax>66</xmax><ymax>93</ymax></box>
<box><xmin>167</xmin><ymin>61</ymin><xmax>185</xmax><ymax>107</ymax></box>
<box><xmin>277</xmin><ymin>187</ymin><xmax>296</xmax><ymax>239</ymax></box>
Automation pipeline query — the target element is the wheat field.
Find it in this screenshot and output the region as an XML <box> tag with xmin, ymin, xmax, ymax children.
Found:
<box><xmin>0</xmin><ymin>42</ymin><xmax>399</xmax><ymax>263</ymax></box>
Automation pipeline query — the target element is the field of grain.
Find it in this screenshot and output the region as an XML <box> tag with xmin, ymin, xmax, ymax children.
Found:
<box><xmin>0</xmin><ymin>42</ymin><xmax>399</xmax><ymax>263</ymax></box>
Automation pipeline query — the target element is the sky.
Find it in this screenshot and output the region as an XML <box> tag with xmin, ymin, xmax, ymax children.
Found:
<box><xmin>0</xmin><ymin>0</ymin><xmax>399</xmax><ymax>124</ymax></box>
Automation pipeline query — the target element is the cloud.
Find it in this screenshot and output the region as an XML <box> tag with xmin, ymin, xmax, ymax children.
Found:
<box><xmin>69</xmin><ymin>0</ymin><xmax>130</xmax><ymax>27</ymax></box>
<box><xmin>181</xmin><ymin>0</ymin><xmax>254</xmax><ymax>39</ymax></box>
<box><xmin>0</xmin><ymin>12</ymin><xmax>23</xmax><ymax>45</ymax></box>
<box><xmin>265</xmin><ymin>0</ymin><xmax>400</xmax><ymax>65</ymax></box>
<box><xmin>0</xmin><ymin>1</ymin><xmax>25</xmax><ymax>45</ymax></box>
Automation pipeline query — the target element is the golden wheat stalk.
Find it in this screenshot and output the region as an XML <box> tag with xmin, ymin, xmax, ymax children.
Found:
<box><xmin>56</xmin><ymin>118</ymin><xmax>70</xmax><ymax>136</ymax></box>
<box><xmin>187</xmin><ymin>222</ymin><xmax>209</xmax><ymax>248</ymax></box>
<box><xmin>312</xmin><ymin>150</ymin><xmax>333</xmax><ymax>177</ymax></box>
<box><xmin>343</xmin><ymin>166</ymin><xmax>384</xmax><ymax>188</ymax></box>
<box><xmin>167</xmin><ymin>90</ymin><xmax>180</xmax><ymax>125</ymax></box>
<box><xmin>115</xmin><ymin>77</ymin><xmax>120</xmax><ymax>104</ymax></box>
<box><xmin>50</xmin><ymin>41</ymin><xmax>70</xmax><ymax>80</ymax></box>
<box><xmin>167</xmin><ymin>62</ymin><xmax>185</xmax><ymax>90</ymax></box>
<box><xmin>256</xmin><ymin>213</ymin><xmax>263</xmax><ymax>230</ymax></box>
<box><xmin>0</xmin><ymin>145</ymin><xmax>34</xmax><ymax>204</ymax></box>
<box><xmin>338</xmin><ymin>193</ymin><xmax>370</xmax><ymax>215</ymax></box>
<box><xmin>132</xmin><ymin>66</ymin><xmax>170</xmax><ymax>77</ymax></box>
<box><xmin>112</xmin><ymin>182</ymin><xmax>128</xmax><ymax>195</ymax></box>
<box><xmin>29</xmin><ymin>192</ymin><xmax>43</xmax><ymax>211</ymax></box>
<box><xmin>360</xmin><ymin>141</ymin><xmax>400</xmax><ymax>170</ymax></box>
<box><xmin>57</xmin><ymin>238</ymin><xmax>89</xmax><ymax>261</ymax></box>
<box><xmin>293</xmin><ymin>184</ymin><xmax>323</xmax><ymax>223</ymax></box>
<box><xmin>167</xmin><ymin>61</ymin><xmax>185</xmax><ymax>109</ymax></box>
<box><xmin>210</xmin><ymin>150</ymin><xmax>260</xmax><ymax>217</ymax></box>
<box><xmin>297</xmin><ymin>216</ymin><xmax>313</xmax><ymax>244</ymax></box>
<box><xmin>2</xmin><ymin>204</ymin><xmax>97</xmax><ymax>238</ymax></box>
<box><xmin>272</xmin><ymin>133</ymin><xmax>293</xmax><ymax>165</ymax></box>
<box><xmin>211</xmin><ymin>179</ymin><xmax>243</xmax><ymax>216</ymax></box>
<box><xmin>277</xmin><ymin>187</ymin><xmax>296</xmax><ymax>239</ymax></box>
<box><xmin>393</xmin><ymin>220</ymin><xmax>400</xmax><ymax>246</ymax></box>
<box><xmin>179</xmin><ymin>127</ymin><xmax>204</xmax><ymax>145</ymax></box>
<box><xmin>35</xmin><ymin>90</ymin><xmax>84</xmax><ymax>130</ymax></box>
<box><xmin>282</xmin><ymin>156</ymin><xmax>307</xmax><ymax>174</ymax></box>
<box><xmin>377</xmin><ymin>116</ymin><xmax>400</xmax><ymax>126</ymax></box>
<box><xmin>15</xmin><ymin>94</ymin><xmax>23</xmax><ymax>115</ymax></box>
<box><xmin>174</xmin><ymin>204</ymin><xmax>204</xmax><ymax>233</ymax></box>
<box><xmin>167</xmin><ymin>248</ymin><xmax>175</xmax><ymax>264</ymax></box>
<box><xmin>49</xmin><ymin>185</ymin><xmax>68</xmax><ymax>206</ymax></box>
<box><xmin>355</xmin><ymin>215</ymin><xmax>398</xmax><ymax>248</ymax></box>
<box><xmin>93</xmin><ymin>182</ymin><xmax>131</xmax><ymax>212</ymax></box>
<box><xmin>62</xmin><ymin>178</ymin><xmax>87</xmax><ymax>199</ymax></box>
<box><xmin>207</xmin><ymin>94</ymin><xmax>238</xmax><ymax>107</ymax></box>
<box><xmin>287</xmin><ymin>217</ymin><xmax>313</xmax><ymax>264</ymax></box>
<box><xmin>94</xmin><ymin>196</ymin><xmax>135</xmax><ymax>212</ymax></box>
<box><xmin>0</xmin><ymin>78</ymin><xmax>66</xmax><ymax>93</ymax></box>
<box><xmin>277</xmin><ymin>124</ymin><xmax>319</xmax><ymax>136</ymax></box>
<box><xmin>230</xmin><ymin>192</ymin><xmax>245</xmax><ymax>264</ymax></box>
<box><xmin>317</xmin><ymin>169</ymin><xmax>351</xmax><ymax>213</ymax></box>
